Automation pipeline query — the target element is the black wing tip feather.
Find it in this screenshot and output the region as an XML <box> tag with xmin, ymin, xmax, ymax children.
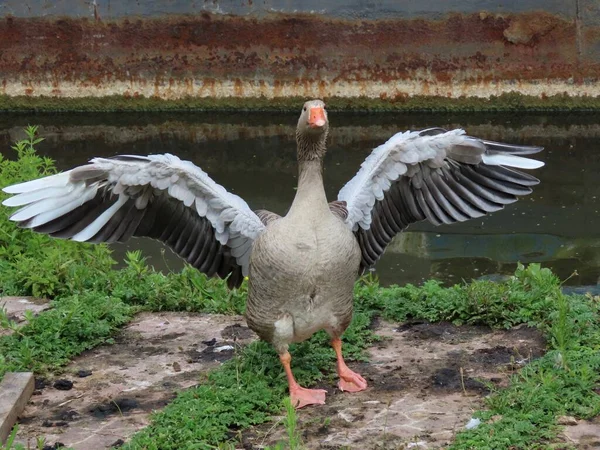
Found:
<box><xmin>23</xmin><ymin>185</ymin><xmax>245</xmax><ymax>290</ymax></box>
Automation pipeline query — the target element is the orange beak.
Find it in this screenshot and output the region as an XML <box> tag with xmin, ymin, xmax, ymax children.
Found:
<box><xmin>308</xmin><ymin>107</ymin><xmax>326</xmax><ymax>128</ymax></box>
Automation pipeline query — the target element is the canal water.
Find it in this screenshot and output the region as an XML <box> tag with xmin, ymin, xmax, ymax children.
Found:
<box><xmin>1</xmin><ymin>112</ymin><xmax>599</xmax><ymax>288</ymax></box>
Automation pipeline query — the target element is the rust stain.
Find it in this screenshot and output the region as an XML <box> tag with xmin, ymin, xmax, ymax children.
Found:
<box><xmin>0</xmin><ymin>12</ymin><xmax>598</xmax><ymax>99</ymax></box>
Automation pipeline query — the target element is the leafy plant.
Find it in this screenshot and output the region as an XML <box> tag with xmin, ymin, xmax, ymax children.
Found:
<box><xmin>0</xmin><ymin>128</ymin><xmax>248</xmax><ymax>379</ymax></box>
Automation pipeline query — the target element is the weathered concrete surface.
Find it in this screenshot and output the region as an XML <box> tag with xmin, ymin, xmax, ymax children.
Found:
<box><xmin>561</xmin><ymin>416</ymin><xmax>600</xmax><ymax>449</ymax></box>
<box><xmin>12</xmin><ymin>312</ymin><xmax>549</xmax><ymax>449</ymax></box>
<box><xmin>0</xmin><ymin>297</ymin><xmax>51</xmax><ymax>337</ymax></box>
<box><xmin>0</xmin><ymin>1</ymin><xmax>579</xmax><ymax>20</ymax></box>
<box><xmin>14</xmin><ymin>312</ymin><xmax>256</xmax><ymax>449</ymax></box>
<box><xmin>246</xmin><ymin>320</ymin><xmax>547</xmax><ymax>449</ymax></box>
<box><xmin>0</xmin><ymin>1</ymin><xmax>599</xmax><ymax>102</ymax></box>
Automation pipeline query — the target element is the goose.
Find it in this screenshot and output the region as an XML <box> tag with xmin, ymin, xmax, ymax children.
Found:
<box><xmin>2</xmin><ymin>100</ymin><xmax>544</xmax><ymax>408</ymax></box>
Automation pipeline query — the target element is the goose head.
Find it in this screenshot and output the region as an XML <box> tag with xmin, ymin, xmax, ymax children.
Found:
<box><xmin>296</xmin><ymin>99</ymin><xmax>329</xmax><ymax>160</ymax></box>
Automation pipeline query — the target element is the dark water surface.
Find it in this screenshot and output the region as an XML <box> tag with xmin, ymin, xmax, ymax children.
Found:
<box><xmin>1</xmin><ymin>112</ymin><xmax>599</xmax><ymax>288</ymax></box>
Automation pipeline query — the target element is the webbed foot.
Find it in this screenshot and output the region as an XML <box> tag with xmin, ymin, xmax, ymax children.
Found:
<box><xmin>290</xmin><ymin>385</ymin><xmax>327</xmax><ymax>408</ymax></box>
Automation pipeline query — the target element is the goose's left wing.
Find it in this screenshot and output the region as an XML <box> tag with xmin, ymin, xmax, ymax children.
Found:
<box><xmin>337</xmin><ymin>128</ymin><xmax>544</xmax><ymax>270</ymax></box>
<box><xmin>2</xmin><ymin>154</ymin><xmax>267</xmax><ymax>288</ymax></box>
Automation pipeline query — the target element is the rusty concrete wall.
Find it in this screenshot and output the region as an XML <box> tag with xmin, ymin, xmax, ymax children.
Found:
<box><xmin>0</xmin><ymin>0</ymin><xmax>599</xmax><ymax>102</ymax></box>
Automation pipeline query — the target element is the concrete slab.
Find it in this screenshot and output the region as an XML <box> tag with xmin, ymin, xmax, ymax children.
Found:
<box><xmin>0</xmin><ymin>373</ymin><xmax>35</xmax><ymax>443</ymax></box>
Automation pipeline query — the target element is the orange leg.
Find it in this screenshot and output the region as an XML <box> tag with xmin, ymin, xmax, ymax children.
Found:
<box><xmin>280</xmin><ymin>352</ymin><xmax>327</xmax><ymax>408</ymax></box>
<box><xmin>331</xmin><ymin>338</ymin><xmax>368</xmax><ymax>393</ymax></box>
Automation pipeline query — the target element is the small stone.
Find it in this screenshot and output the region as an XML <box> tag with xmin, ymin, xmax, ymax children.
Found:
<box><xmin>53</xmin><ymin>379</ymin><xmax>73</xmax><ymax>390</ymax></box>
<box><xmin>56</xmin><ymin>409</ymin><xmax>79</xmax><ymax>421</ymax></box>
<box><xmin>77</xmin><ymin>369</ymin><xmax>93</xmax><ymax>378</ymax></box>
<box><xmin>557</xmin><ymin>415</ymin><xmax>578</xmax><ymax>426</ymax></box>
<box><xmin>42</xmin><ymin>443</ymin><xmax>66</xmax><ymax>450</ymax></box>
<box><xmin>41</xmin><ymin>420</ymin><xmax>68</xmax><ymax>428</ymax></box>
<box><xmin>338</xmin><ymin>410</ymin><xmax>355</xmax><ymax>423</ymax></box>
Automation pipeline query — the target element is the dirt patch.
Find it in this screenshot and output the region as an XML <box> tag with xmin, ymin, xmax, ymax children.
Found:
<box><xmin>14</xmin><ymin>312</ymin><xmax>256</xmax><ymax>449</ymax></box>
<box><xmin>560</xmin><ymin>416</ymin><xmax>600</xmax><ymax>449</ymax></box>
<box><xmin>0</xmin><ymin>296</ymin><xmax>51</xmax><ymax>336</ymax></box>
<box><xmin>13</xmin><ymin>313</ymin><xmax>550</xmax><ymax>449</ymax></box>
<box><xmin>247</xmin><ymin>320</ymin><xmax>546</xmax><ymax>449</ymax></box>
<box><xmin>396</xmin><ymin>320</ymin><xmax>491</xmax><ymax>344</ymax></box>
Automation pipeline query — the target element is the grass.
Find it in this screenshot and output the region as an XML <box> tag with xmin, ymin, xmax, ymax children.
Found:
<box><xmin>117</xmin><ymin>265</ymin><xmax>600</xmax><ymax>449</ymax></box>
<box><xmin>1</xmin><ymin>128</ymin><xmax>599</xmax><ymax>449</ymax></box>
<box><xmin>356</xmin><ymin>269</ymin><xmax>600</xmax><ymax>449</ymax></box>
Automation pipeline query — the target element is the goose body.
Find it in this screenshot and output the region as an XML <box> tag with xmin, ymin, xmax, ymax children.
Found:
<box><xmin>2</xmin><ymin>100</ymin><xmax>544</xmax><ymax>407</ymax></box>
<box><xmin>247</xmin><ymin>165</ymin><xmax>360</xmax><ymax>350</ymax></box>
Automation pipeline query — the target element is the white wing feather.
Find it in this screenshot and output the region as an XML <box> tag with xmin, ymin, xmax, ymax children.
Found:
<box><xmin>2</xmin><ymin>153</ymin><xmax>265</xmax><ymax>276</ymax></box>
<box><xmin>482</xmin><ymin>153</ymin><xmax>545</xmax><ymax>169</ymax></box>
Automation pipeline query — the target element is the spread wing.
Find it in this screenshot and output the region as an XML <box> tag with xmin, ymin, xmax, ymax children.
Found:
<box><xmin>2</xmin><ymin>154</ymin><xmax>267</xmax><ymax>288</ymax></box>
<box><xmin>337</xmin><ymin>128</ymin><xmax>545</xmax><ymax>270</ymax></box>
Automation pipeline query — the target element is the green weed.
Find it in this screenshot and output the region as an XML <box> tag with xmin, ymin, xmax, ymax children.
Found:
<box><xmin>282</xmin><ymin>397</ymin><xmax>303</xmax><ymax>450</ymax></box>
<box><xmin>0</xmin><ymin>425</ymin><xmax>20</xmax><ymax>450</ymax></box>
<box><xmin>353</xmin><ymin>263</ymin><xmax>561</xmax><ymax>330</ymax></box>
<box><xmin>0</xmin><ymin>425</ymin><xmax>49</xmax><ymax>450</ymax></box>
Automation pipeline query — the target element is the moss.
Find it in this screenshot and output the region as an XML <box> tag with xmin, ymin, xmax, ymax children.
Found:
<box><xmin>3</xmin><ymin>92</ymin><xmax>600</xmax><ymax>113</ymax></box>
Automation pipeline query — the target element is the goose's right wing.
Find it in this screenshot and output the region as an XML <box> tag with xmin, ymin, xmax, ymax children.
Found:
<box><xmin>2</xmin><ymin>154</ymin><xmax>267</xmax><ymax>288</ymax></box>
<box><xmin>337</xmin><ymin>128</ymin><xmax>544</xmax><ymax>270</ymax></box>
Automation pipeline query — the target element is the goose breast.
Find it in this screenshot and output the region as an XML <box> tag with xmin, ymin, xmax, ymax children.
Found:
<box><xmin>246</xmin><ymin>214</ymin><xmax>360</xmax><ymax>345</ymax></box>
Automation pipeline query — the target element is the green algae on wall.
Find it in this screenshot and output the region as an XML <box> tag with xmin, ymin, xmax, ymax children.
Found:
<box><xmin>4</xmin><ymin>93</ymin><xmax>600</xmax><ymax>113</ymax></box>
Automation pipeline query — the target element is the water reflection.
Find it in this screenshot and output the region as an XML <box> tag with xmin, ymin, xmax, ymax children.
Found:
<box><xmin>1</xmin><ymin>112</ymin><xmax>598</xmax><ymax>287</ymax></box>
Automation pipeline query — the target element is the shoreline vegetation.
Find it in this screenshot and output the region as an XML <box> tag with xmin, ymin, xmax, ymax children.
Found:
<box><xmin>1</xmin><ymin>128</ymin><xmax>599</xmax><ymax>449</ymax></box>
<box><xmin>3</xmin><ymin>93</ymin><xmax>600</xmax><ymax>113</ymax></box>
